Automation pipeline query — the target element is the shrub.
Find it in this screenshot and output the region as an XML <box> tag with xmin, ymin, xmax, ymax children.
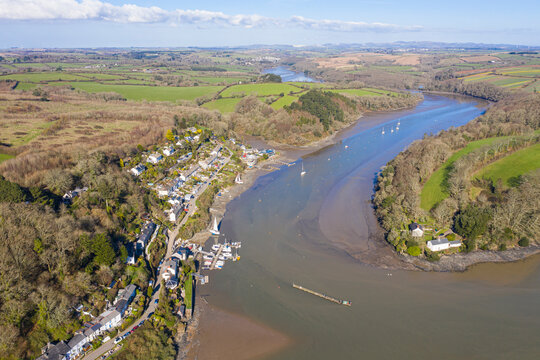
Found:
<box><xmin>518</xmin><ymin>237</ymin><xmax>530</xmax><ymax>247</ymax></box>
<box><xmin>425</xmin><ymin>249</ymin><xmax>441</xmax><ymax>262</ymax></box>
<box><xmin>406</xmin><ymin>246</ymin><xmax>422</xmax><ymax>257</ymax></box>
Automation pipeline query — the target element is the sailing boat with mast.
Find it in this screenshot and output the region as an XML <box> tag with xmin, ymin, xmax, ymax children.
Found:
<box><xmin>235</xmin><ymin>173</ymin><xmax>243</xmax><ymax>184</ymax></box>
<box><xmin>301</xmin><ymin>162</ymin><xmax>307</xmax><ymax>176</ymax></box>
<box><xmin>210</xmin><ymin>216</ymin><xmax>220</xmax><ymax>235</ymax></box>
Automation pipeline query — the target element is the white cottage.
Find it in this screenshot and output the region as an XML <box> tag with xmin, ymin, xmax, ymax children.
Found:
<box><xmin>409</xmin><ymin>223</ymin><xmax>424</xmax><ymax>237</ymax></box>
<box><xmin>147</xmin><ymin>153</ymin><xmax>163</xmax><ymax>164</ymax></box>
<box><xmin>427</xmin><ymin>238</ymin><xmax>462</xmax><ymax>252</ymax></box>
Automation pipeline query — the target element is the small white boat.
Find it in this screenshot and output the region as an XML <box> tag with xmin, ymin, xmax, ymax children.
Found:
<box><xmin>203</xmin><ymin>260</ymin><xmax>212</xmax><ymax>266</ymax></box>
<box><xmin>396</xmin><ymin>126</ymin><xmax>399</xmax><ymax>130</ymax></box>
<box><xmin>235</xmin><ymin>173</ymin><xmax>243</xmax><ymax>184</ymax></box>
<box><xmin>300</xmin><ymin>162</ymin><xmax>306</xmax><ymax>176</ymax></box>
<box><xmin>390</xmin><ymin>128</ymin><xmax>394</xmax><ymax>133</ymax></box>
<box><xmin>382</xmin><ymin>129</ymin><xmax>385</xmax><ymax>135</ymax></box>
<box><xmin>218</xmin><ymin>255</ymin><xmax>227</xmax><ymax>260</ymax></box>
<box><xmin>222</xmin><ymin>245</ymin><xmax>232</xmax><ymax>253</ymax></box>
<box><xmin>211</xmin><ymin>244</ymin><xmax>220</xmax><ymax>252</ymax></box>
<box><xmin>344</xmin><ymin>145</ymin><xmax>349</xmax><ymax>149</ymax></box>
<box><xmin>222</xmin><ymin>252</ymin><xmax>233</xmax><ymax>259</ymax></box>
<box><xmin>203</xmin><ymin>254</ymin><xmax>214</xmax><ymax>260</ymax></box>
<box><xmin>209</xmin><ymin>216</ymin><xmax>220</xmax><ymax>235</ymax></box>
<box><xmin>397</xmin><ymin>121</ymin><xmax>401</xmax><ymax>126</ymax></box>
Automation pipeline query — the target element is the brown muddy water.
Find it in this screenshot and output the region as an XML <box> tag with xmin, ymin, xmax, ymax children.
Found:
<box><xmin>197</xmin><ymin>94</ymin><xmax>540</xmax><ymax>360</ymax></box>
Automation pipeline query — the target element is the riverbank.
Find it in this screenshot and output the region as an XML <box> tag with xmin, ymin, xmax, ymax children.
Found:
<box><xmin>182</xmin><ymin>301</ymin><xmax>291</xmax><ymax>360</ymax></box>
<box><xmin>401</xmin><ymin>245</ymin><xmax>540</xmax><ymax>272</ymax></box>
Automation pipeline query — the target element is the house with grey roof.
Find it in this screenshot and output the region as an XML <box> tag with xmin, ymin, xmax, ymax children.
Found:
<box><xmin>427</xmin><ymin>238</ymin><xmax>462</xmax><ymax>252</ymax></box>
<box><xmin>97</xmin><ymin>309</ymin><xmax>122</xmax><ymax>331</ymax></box>
<box><xmin>409</xmin><ymin>222</ymin><xmax>424</xmax><ymax>237</ymax></box>
<box><xmin>37</xmin><ymin>341</ymin><xmax>70</xmax><ymax>360</ymax></box>
<box><xmin>67</xmin><ymin>333</ymin><xmax>88</xmax><ymax>358</ymax></box>
<box><xmin>136</xmin><ymin>222</ymin><xmax>156</xmax><ymax>257</ymax></box>
<box><xmin>116</xmin><ymin>284</ymin><xmax>137</xmax><ymax>305</ymax></box>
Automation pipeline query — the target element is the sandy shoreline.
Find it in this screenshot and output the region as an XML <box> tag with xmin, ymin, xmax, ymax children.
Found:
<box><xmin>182</xmin><ymin>301</ymin><xmax>291</xmax><ymax>360</ymax></box>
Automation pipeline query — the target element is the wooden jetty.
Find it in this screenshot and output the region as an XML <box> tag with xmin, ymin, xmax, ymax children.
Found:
<box><xmin>292</xmin><ymin>283</ymin><xmax>351</xmax><ymax>306</ymax></box>
<box><xmin>210</xmin><ymin>244</ymin><xmax>223</xmax><ymax>270</ymax></box>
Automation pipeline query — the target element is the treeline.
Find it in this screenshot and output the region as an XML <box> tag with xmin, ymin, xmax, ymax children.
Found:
<box><xmin>373</xmin><ymin>94</ymin><xmax>540</xmax><ymax>257</ymax></box>
<box><xmin>0</xmin><ymin>152</ymin><xmax>160</xmax><ymax>359</ymax></box>
<box><xmin>227</xmin><ymin>90</ymin><xmax>422</xmax><ymax>145</ymax></box>
<box><xmin>425</xmin><ymin>77</ymin><xmax>511</xmax><ymax>102</ymax></box>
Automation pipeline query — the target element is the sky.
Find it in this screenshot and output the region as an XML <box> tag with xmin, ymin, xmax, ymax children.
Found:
<box><xmin>0</xmin><ymin>0</ymin><xmax>538</xmax><ymax>48</ymax></box>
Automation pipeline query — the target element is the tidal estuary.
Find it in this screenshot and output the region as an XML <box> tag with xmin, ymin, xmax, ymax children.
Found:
<box><xmin>194</xmin><ymin>94</ymin><xmax>540</xmax><ymax>360</ymax></box>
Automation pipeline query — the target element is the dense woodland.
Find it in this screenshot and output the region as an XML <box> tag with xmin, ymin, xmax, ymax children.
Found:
<box><xmin>0</xmin><ymin>150</ymin><xmax>165</xmax><ymax>359</ymax></box>
<box><xmin>373</xmin><ymin>94</ymin><xmax>540</xmax><ymax>257</ymax></box>
<box><xmin>229</xmin><ymin>90</ymin><xmax>422</xmax><ymax>144</ymax></box>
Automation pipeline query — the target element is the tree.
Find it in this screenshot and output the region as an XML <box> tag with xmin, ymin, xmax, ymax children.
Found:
<box><xmin>0</xmin><ymin>175</ymin><xmax>27</xmax><ymax>203</ymax></box>
<box><xmin>43</xmin><ymin>169</ymin><xmax>74</xmax><ymax>194</ymax></box>
<box><xmin>84</xmin><ymin>233</ymin><xmax>116</xmax><ymax>267</ymax></box>
<box><xmin>165</xmin><ymin>129</ymin><xmax>175</xmax><ymax>142</ymax></box>
<box><xmin>454</xmin><ymin>204</ymin><xmax>491</xmax><ymax>241</ymax></box>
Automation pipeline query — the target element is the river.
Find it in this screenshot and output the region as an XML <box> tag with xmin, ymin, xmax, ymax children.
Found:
<box><xmin>262</xmin><ymin>66</ymin><xmax>319</xmax><ymax>82</ymax></box>
<box><xmin>195</xmin><ymin>94</ymin><xmax>540</xmax><ymax>360</ymax></box>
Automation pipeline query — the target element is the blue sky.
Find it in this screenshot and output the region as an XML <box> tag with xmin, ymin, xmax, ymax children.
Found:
<box><xmin>0</xmin><ymin>0</ymin><xmax>538</xmax><ymax>48</ymax></box>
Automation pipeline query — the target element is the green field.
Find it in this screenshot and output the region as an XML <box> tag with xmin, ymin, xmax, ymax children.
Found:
<box><xmin>15</xmin><ymin>82</ymin><xmax>38</xmax><ymax>90</ymax></box>
<box><xmin>220</xmin><ymin>83</ymin><xmax>302</xmax><ymax>97</ymax></box>
<box><xmin>70</xmin><ymin>83</ymin><xmax>224</xmax><ymax>101</ymax></box>
<box><xmin>192</xmin><ymin>76</ymin><xmax>247</xmax><ymax>85</ymax></box>
<box><xmin>271</xmin><ymin>95</ymin><xmax>299</xmax><ymax>109</ymax></box>
<box><xmin>202</xmin><ymin>98</ymin><xmax>241</xmax><ymax>113</ymax></box>
<box><xmin>474</xmin><ymin>143</ymin><xmax>540</xmax><ymax>186</ymax></box>
<box><xmin>0</xmin><ymin>153</ymin><xmax>14</xmax><ymax>164</ymax></box>
<box><xmin>184</xmin><ymin>272</ymin><xmax>193</xmax><ymax>309</ymax></box>
<box><xmin>420</xmin><ymin>136</ymin><xmax>510</xmax><ymax>211</ymax></box>
<box><xmin>0</xmin><ymin>72</ymin><xmax>87</xmax><ymax>82</ymax></box>
<box><xmin>73</xmin><ymin>73</ymin><xmax>127</xmax><ymax>80</ymax></box>
<box><xmin>329</xmin><ymin>88</ymin><xmax>385</xmax><ymax>97</ymax></box>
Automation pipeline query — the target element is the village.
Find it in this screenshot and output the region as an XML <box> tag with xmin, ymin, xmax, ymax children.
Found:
<box><xmin>37</xmin><ymin>126</ymin><xmax>275</xmax><ymax>360</ymax></box>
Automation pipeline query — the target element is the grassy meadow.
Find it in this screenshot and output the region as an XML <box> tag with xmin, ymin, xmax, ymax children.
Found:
<box><xmin>474</xmin><ymin>143</ymin><xmax>540</xmax><ymax>186</ymax></box>
<box><xmin>420</xmin><ymin>136</ymin><xmax>511</xmax><ymax>211</ymax></box>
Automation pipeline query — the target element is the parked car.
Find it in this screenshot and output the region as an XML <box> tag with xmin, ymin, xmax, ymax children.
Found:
<box><xmin>114</xmin><ymin>337</ymin><xmax>121</xmax><ymax>344</ymax></box>
<box><xmin>154</xmin><ymin>299</ymin><xmax>159</xmax><ymax>305</ymax></box>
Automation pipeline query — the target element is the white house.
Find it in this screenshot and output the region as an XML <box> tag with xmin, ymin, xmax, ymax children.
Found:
<box><xmin>410</xmin><ymin>223</ymin><xmax>424</xmax><ymax>237</ymax></box>
<box><xmin>83</xmin><ymin>322</ymin><xmax>103</xmax><ymax>342</ymax></box>
<box><xmin>67</xmin><ymin>333</ymin><xmax>88</xmax><ymax>358</ymax></box>
<box><xmin>162</xmin><ymin>258</ymin><xmax>179</xmax><ymax>289</ymax></box>
<box><xmin>130</xmin><ymin>164</ymin><xmax>146</xmax><ymax>176</ymax></box>
<box><xmin>98</xmin><ymin>309</ymin><xmax>122</xmax><ymax>330</ymax></box>
<box><xmin>62</xmin><ymin>187</ymin><xmax>88</xmax><ymax>203</ymax></box>
<box><xmin>427</xmin><ymin>238</ymin><xmax>462</xmax><ymax>252</ymax></box>
<box><xmin>169</xmin><ymin>205</ymin><xmax>183</xmax><ymax>222</ymax></box>
<box><xmin>147</xmin><ymin>153</ymin><xmax>163</xmax><ymax>164</ymax></box>
<box><xmin>163</xmin><ymin>146</ymin><xmax>176</xmax><ymax>156</ymax></box>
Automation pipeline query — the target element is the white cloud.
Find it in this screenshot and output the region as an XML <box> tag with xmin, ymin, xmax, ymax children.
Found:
<box><xmin>0</xmin><ymin>0</ymin><xmax>422</xmax><ymax>32</ymax></box>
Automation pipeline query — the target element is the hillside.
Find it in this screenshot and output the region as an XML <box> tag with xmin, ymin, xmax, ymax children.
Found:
<box><xmin>373</xmin><ymin>94</ymin><xmax>540</xmax><ymax>258</ymax></box>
